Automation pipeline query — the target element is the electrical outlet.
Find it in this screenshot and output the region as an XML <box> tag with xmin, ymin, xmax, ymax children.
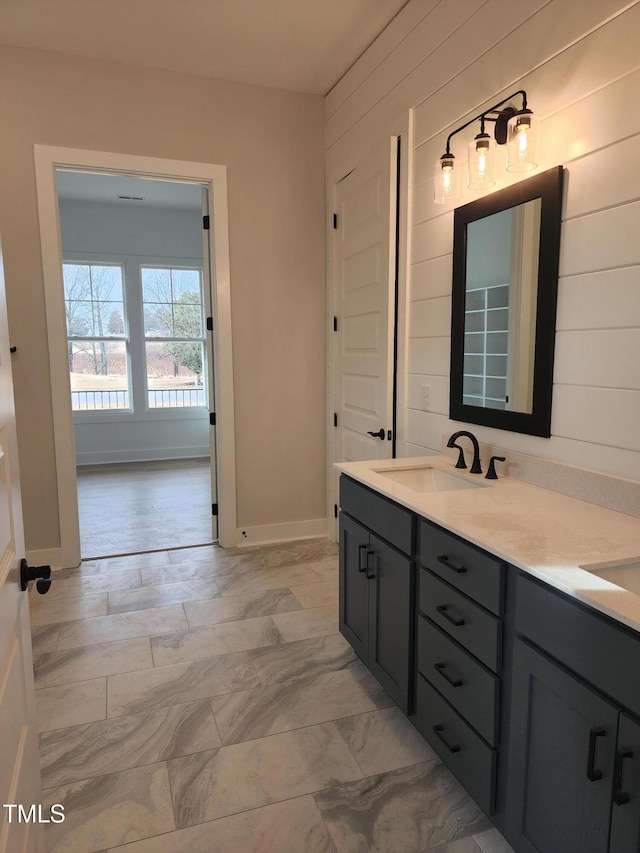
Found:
<box><xmin>421</xmin><ymin>384</ymin><xmax>431</xmax><ymax>411</ymax></box>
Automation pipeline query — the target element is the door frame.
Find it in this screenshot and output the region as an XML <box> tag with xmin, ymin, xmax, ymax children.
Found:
<box><xmin>326</xmin><ymin>115</ymin><xmax>412</xmax><ymax>537</ymax></box>
<box><xmin>33</xmin><ymin>146</ymin><xmax>236</xmax><ymax>566</ymax></box>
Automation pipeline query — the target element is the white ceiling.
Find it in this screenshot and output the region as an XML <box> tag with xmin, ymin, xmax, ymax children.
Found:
<box><xmin>0</xmin><ymin>0</ymin><xmax>410</xmax><ymax>95</ymax></box>
<box><xmin>56</xmin><ymin>171</ymin><xmax>203</xmax><ymax>209</ymax></box>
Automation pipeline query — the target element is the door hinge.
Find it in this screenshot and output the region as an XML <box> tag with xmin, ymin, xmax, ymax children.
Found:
<box><xmin>210</xmin><ymin>412</ymin><xmax>216</xmax><ymax>426</ymax></box>
<box><xmin>206</xmin><ymin>316</ymin><xmax>213</xmax><ymax>331</ymax></box>
<box><xmin>333</xmin><ymin>316</ymin><xmax>338</xmax><ymax>332</ymax></box>
<box><xmin>334</xmin><ymin>504</ymin><xmax>338</xmax><ymax>518</ymax></box>
<box><xmin>203</xmin><ymin>215</ymin><xmax>210</xmax><ymax>230</ymax></box>
<box><xmin>212</xmin><ymin>503</ymin><xmax>219</xmax><ymax>516</ymax></box>
<box><xmin>333</xmin><ymin>412</ymin><xmax>338</xmax><ymax>427</ymax></box>
<box><xmin>332</xmin><ymin>213</ymin><xmax>338</xmax><ymax>230</ymax></box>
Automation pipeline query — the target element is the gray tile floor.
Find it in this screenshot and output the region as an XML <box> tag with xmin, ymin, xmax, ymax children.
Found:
<box><xmin>30</xmin><ymin>538</ymin><xmax>515</xmax><ymax>853</ymax></box>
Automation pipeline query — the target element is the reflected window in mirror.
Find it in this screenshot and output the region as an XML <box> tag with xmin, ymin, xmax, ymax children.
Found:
<box><xmin>450</xmin><ymin>167</ymin><xmax>563</xmax><ymax>437</ymax></box>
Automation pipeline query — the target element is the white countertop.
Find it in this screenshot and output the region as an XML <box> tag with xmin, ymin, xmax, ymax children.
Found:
<box><xmin>336</xmin><ymin>455</ymin><xmax>640</xmax><ymax>633</ymax></box>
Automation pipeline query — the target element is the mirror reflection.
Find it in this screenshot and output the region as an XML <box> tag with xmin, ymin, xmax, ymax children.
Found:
<box><xmin>463</xmin><ymin>198</ymin><xmax>541</xmax><ymax>413</ymax></box>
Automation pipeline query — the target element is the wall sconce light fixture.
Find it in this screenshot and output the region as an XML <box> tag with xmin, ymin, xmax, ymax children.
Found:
<box><xmin>434</xmin><ymin>89</ymin><xmax>539</xmax><ymax>204</ymax></box>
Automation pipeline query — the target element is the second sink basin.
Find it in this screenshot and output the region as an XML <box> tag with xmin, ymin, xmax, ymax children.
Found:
<box><xmin>373</xmin><ymin>465</ymin><xmax>485</xmax><ymax>493</ymax></box>
<box><xmin>584</xmin><ymin>560</ymin><xmax>640</xmax><ymax>595</ymax></box>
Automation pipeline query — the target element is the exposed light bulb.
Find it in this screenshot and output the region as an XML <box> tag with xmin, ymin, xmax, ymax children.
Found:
<box><xmin>506</xmin><ymin>110</ymin><xmax>539</xmax><ymax>172</ymax></box>
<box><xmin>468</xmin><ymin>133</ymin><xmax>495</xmax><ymax>190</ymax></box>
<box><xmin>434</xmin><ymin>154</ymin><xmax>458</xmax><ymax>204</ymax></box>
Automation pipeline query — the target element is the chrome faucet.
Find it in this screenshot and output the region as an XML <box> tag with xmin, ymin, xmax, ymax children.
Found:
<box><xmin>446</xmin><ymin>430</ymin><xmax>482</xmax><ymax>474</ymax></box>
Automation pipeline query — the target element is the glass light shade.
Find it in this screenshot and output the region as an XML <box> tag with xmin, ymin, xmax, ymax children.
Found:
<box><xmin>467</xmin><ymin>133</ymin><xmax>496</xmax><ymax>189</ymax></box>
<box><xmin>506</xmin><ymin>110</ymin><xmax>540</xmax><ymax>171</ymax></box>
<box><xmin>434</xmin><ymin>154</ymin><xmax>459</xmax><ymax>204</ymax></box>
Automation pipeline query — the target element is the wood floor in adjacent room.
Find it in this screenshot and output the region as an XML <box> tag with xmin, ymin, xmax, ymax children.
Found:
<box><xmin>76</xmin><ymin>460</ymin><xmax>214</xmax><ymax>559</ymax></box>
<box><xmin>30</xmin><ymin>537</ymin><xmax>515</xmax><ymax>853</ymax></box>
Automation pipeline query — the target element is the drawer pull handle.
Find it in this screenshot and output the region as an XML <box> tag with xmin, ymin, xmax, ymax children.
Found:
<box><xmin>587</xmin><ymin>727</ymin><xmax>606</xmax><ymax>782</ymax></box>
<box><xmin>437</xmin><ymin>554</ymin><xmax>466</xmax><ymax>574</ymax></box>
<box><xmin>613</xmin><ymin>748</ymin><xmax>633</xmax><ymax>805</ymax></box>
<box><xmin>366</xmin><ymin>550</ymin><xmax>375</xmax><ymax>581</ymax></box>
<box><xmin>434</xmin><ymin>662</ymin><xmax>463</xmax><ymax>688</ymax></box>
<box><xmin>436</xmin><ymin>604</ymin><xmax>465</xmax><ymax>627</ymax></box>
<box><xmin>358</xmin><ymin>545</ymin><xmax>367</xmax><ymax>573</ymax></box>
<box><xmin>433</xmin><ymin>724</ymin><xmax>460</xmax><ymax>753</ymax></box>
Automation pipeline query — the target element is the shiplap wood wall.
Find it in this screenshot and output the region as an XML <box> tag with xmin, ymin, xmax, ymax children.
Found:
<box><xmin>326</xmin><ymin>0</ymin><xmax>640</xmax><ymax>481</ymax></box>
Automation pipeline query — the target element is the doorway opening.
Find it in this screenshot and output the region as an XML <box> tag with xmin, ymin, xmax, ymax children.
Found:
<box><xmin>56</xmin><ymin>171</ymin><xmax>216</xmax><ymax>559</ymax></box>
<box><xmin>34</xmin><ymin>146</ymin><xmax>236</xmax><ymax>569</ymax></box>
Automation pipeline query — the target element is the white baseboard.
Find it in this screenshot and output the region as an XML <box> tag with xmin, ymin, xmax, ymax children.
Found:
<box><xmin>25</xmin><ymin>546</ymin><xmax>80</xmax><ymax>572</ymax></box>
<box><xmin>76</xmin><ymin>446</ymin><xmax>210</xmax><ymax>466</ymax></box>
<box><xmin>234</xmin><ymin>518</ymin><xmax>328</xmax><ymax>547</ymax></box>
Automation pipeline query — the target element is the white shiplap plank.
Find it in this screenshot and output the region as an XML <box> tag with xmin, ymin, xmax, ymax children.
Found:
<box><xmin>410</xmin><ymin>213</ymin><xmax>453</xmax><ymax>264</ymax></box>
<box><xmin>560</xmin><ymin>200</ymin><xmax>640</xmax><ymax>276</ymax></box>
<box><xmin>551</xmin><ymin>386</ymin><xmax>640</xmax><ymax>452</ymax></box>
<box><xmin>407</xmin><ymin>337</ymin><xmax>450</xmax><ymax>376</ymax></box>
<box><xmin>407</xmin><ymin>373</ymin><xmax>450</xmax><ymax>416</ymax></box>
<box><xmin>406</xmin><ymin>408</ymin><xmax>450</xmax><ymax>452</ymax></box>
<box><xmin>556</xmin><ymin>267</ymin><xmax>640</xmax><ymax>331</ymax></box>
<box><xmin>554</xmin><ymin>329</ymin><xmax>640</xmax><ymax>390</ymax></box>
<box><xmin>325</xmin><ymin>0</ymin><xmax>438</xmax><ymax>120</ymax></box>
<box><xmin>564</xmin><ymin>133</ymin><xmax>640</xmax><ymax>220</ymax></box>
<box><xmin>408</xmin><ymin>295</ymin><xmax>451</xmax><ymax>339</ymax></box>
<box><xmin>410</xmin><ymin>255</ymin><xmax>453</xmax><ymax>303</ymax></box>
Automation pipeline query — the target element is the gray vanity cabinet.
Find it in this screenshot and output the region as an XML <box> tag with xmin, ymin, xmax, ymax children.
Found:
<box><xmin>506</xmin><ymin>573</ymin><xmax>640</xmax><ymax>853</ymax></box>
<box><xmin>338</xmin><ymin>477</ymin><xmax>414</xmax><ymax>712</ymax></box>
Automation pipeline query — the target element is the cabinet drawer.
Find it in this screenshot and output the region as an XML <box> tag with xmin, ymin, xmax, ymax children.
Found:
<box><xmin>340</xmin><ymin>476</ymin><xmax>413</xmax><ymax>555</ymax></box>
<box><xmin>516</xmin><ymin>572</ymin><xmax>640</xmax><ymax>715</ymax></box>
<box><xmin>420</xmin><ymin>570</ymin><xmax>502</xmax><ymax>672</ymax></box>
<box><xmin>412</xmin><ymin>673</ymin><xmax>496</xmax><ymax>815</ymax></box>
<box><xmin>418</xmin><ymin>519</ymin><xmax>503</xmax><ymax>615</ymax></box>
<box><xmin>417</xmin><ymin>615</ymin><xmax>499</xmax><ymax>746</ymax></box>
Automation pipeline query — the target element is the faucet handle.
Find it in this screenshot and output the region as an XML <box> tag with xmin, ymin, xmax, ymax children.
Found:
<box><xmin>485</xmin><ymin>456</ymin><xmax>506</xmax><ymax>480</ymax></box>
<box><xmin>450</xmin><ymin>442</ymin><xmax>467</xmax><ymax>469</ymax></box>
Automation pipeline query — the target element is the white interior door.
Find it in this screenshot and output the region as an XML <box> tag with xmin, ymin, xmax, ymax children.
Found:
<box><xmin>331</xmin><ymin>138</ymin><xmax>398</xmax><ymax>508</ymax></box>
<box><xmin>201</xmin><ymin>187</ymin><xmax>218</xmax><ymax>541</ymax></box>
<box><xmin>0</xmin><ymin>235</ymin><xmax>46</xmax><ymax>852</ymax></box>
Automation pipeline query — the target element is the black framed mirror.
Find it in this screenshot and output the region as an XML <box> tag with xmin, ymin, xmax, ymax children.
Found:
<box><xmin>449</xmin><ymin>165</ymin><xmax>564</xmax><ymax>437</ymax></box>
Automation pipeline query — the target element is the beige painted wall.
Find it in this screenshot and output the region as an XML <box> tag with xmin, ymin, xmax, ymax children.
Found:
<box><xmin>0</xmin><ymin>44</ymin><xmax>326</xmax><ymax>551</ymax></box>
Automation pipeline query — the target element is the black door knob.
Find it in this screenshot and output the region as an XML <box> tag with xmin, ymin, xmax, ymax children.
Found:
<box><xmin>367</xmin><ymin>428</ymin><xmax>385</xmax><ymax>440</ymax></box>
<box><xmin>20</xmin><ymin>559</ymin><xmax>52</xmax><ymax>595</ymax></box>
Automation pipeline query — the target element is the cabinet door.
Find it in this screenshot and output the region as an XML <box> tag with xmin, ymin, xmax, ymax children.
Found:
<box><xmin>610</xmin><ymin>713</ymin><xmax>640</xmax><ymax>853</ymax></box>
<box><xmin>339</xmin><ymin>513</ymin><xmax>370</xmax><ymax>661</ymax></box>
<box><xmin>368</xmin><ymin>533</ymin><xmax>413</xmax><ymax>712</ymax></box>
<box><xmin>506</xmin><ymin>640</ymin><xmax>617</xmax><ymax>853</ymax></box>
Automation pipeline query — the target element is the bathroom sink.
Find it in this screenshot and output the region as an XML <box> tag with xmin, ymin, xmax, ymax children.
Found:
<box><xmin>373</xmin><ymin>465</ymin><xmax>485</xmax><ymax>493</ymax></box>
<box><xmin>583</xmin><ymin>560</ymin><xmax>640</xmax><ymax>595</ymax></box>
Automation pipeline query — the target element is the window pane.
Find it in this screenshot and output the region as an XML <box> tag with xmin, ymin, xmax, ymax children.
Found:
<box><xmin>142</xmin><ymin>268</ymin><xmax>171</xmax><ymax>303</ymax></box>
<box><xmin>144</xmin><ymin>302</ymin><xmax>173</xmax><ymax>336</ymax></box>
<box><xmin>145</xmin><ymin>341</ymin><xmax>206</xmax><ymax>408</ymax></box>
<box><xmin>64</xmin><ymin>263</ymin><xmax>125</xmax><ymax>338</ymax></box>
<box><xmin>69</xmin><ymin>340</ymin><xmax>130</xmax><ymax>410</ymax></box>
<box><xmin>171</xmin><ymin>269</ymin><xmax>201</xmax><ymax>303</ymax></box>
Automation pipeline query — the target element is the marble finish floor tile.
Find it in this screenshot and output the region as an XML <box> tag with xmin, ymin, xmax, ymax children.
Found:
<box><xmin>43</xmin><ymin>569</ymin><xmax>142</xmax><ymax>600</ymax></box>
<box><xmin>168</xmin><ymin>544</ymin><xmax>220</xmax><ymax>565</ymax></box>
<box><xmin>141</xmin><ymin>560</ymin><xmax>222</xmax><ymax>587</ymax></box>
<box><xmin>40</xmin><ymin>700</ymin><xmax>220</xmax><ymax>788</ymax></box>
<box><xmin>335</xmin><ymin>706</ymin><xmax>438</xmax><ymax>776</ymax></box>
<box><xmin>107</xmin><ymin>651</ymin><xmax>260</xmax><ymax>717</ymax></box>
<box><xmin>81</xmin><ymin>551</ymin><xmax>171</xmax><ymax>573</ymax></box>
<box><xmin>247</xmin><ymin>633</ymin><xmax>357</xmax><ymax>685</ymax></box>
<box><xmin>105</xmin><ymin>795</ymin><xmax>338</xmax><ymax>853</ymax></box>
<box><xmin>151</xmin><ymin>615</ymin><xmax>281</xmax><ymax>666</ymax></box>
<box><xmin>311</xmin><ymin>560</ymin><xmax>339</xmax><ymax>582</ymax></box>
<box><xmin>34</xmin><ymin>637</ymin><xmax>152</xmax><ymax>688</ymax></box>
<box><xmin>472</xmin><ymin>827</ymin><xmax>516</xmax><ymax>853</ymax></box>
<box><xmin>29</xmin><ymin>592</ymin><xmax>108</xmax><ymax>627</ymax></box>
<box><xmin>213</xmin><ymin>563</ymin><xmax>327</xmax><ymax>597</ymax></box>
<box><xmin>31</xmin><ymin>624</ymin><xmax>60</xmax><ymax>654</ymax></box>
<box><xmin>271</xmin><ymin>603</ymin><xmax>338</xmax><ymax>641</ymax></box>
<box><xmin>428</xmin><ymin>837</ymin><xmax>483</xmax><ymax>853</ymax></box>
<box><xmin>167</xmin><ymin>722</ymin><xmax>363</xmax><ymax>828</ymax></box>
<box><xmin>211</xmin><ymin>665</ymin><xmax>392</xmax><ymax>745</ymax></box>
<box><xmin>184</xmin><ymin>586</ymin><xmax>302</xmax><ymax>627</ymax></box>
<box><xmin>56</xmin><ymin>604</ymin><xmax>189</xmax><ymax>651</ymax></box>
<box><xmin>43</xmin><ymin>761</ymin><xmax>174</xmax><ymax>853</ymax></box>
<box><xmin>107</xmin><ymin>577</ymin><xmax>221</xmax><ymax>615</ymax></box>
<box><xmin>36</xmin><ymin>678</ymin><xmax>106</xmax><ymax>733</ymax></box>
<box><xmin>314</xmin><ymin>761</ymin><xmax>490</xmax><ymax>853</ymax></box>
<box><xmin>290</xmin><ymin>579</ymin><xmax>339</xmax><ymax>608</ymax></box>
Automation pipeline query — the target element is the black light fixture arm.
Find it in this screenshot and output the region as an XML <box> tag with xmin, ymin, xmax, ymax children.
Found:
<box><xmin>443</xmin><ymin>89</ymin><xmax>529</xmax><ymax>155</ymax></box>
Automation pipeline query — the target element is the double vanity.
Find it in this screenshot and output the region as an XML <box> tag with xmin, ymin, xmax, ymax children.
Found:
<box><xmin>336</xmin><ymin>451</ymin><xmax>640</xmax><ymax>853</ymax></box>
